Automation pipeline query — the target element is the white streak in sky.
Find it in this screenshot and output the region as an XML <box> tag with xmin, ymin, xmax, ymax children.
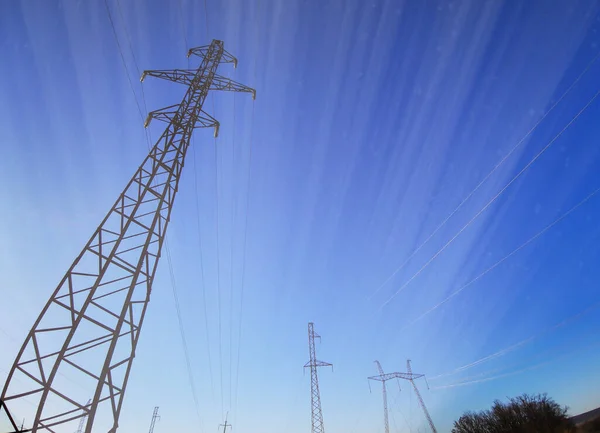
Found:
<box><xmin>380</xmin><ymin>87</ymin><xmax>600</xmax><ymax>309</ymax></box>
<box><xmin>405</xmin><ymin>184</ymin><xmax>600</xmax><ymax>328</ymax></box>
<box><xmin>429</xmin><ymin>299</ymin><xmax>600</xmax><ymax>380</ymax></box>
<box><xmin>369</xmin><ymin>50</ymin><xmax>600</xmax><ymax>300</ymax></box>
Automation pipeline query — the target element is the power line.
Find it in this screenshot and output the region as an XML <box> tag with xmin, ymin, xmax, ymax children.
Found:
<box><xmin>103</xmin><ymin>0</ymin><xmax>146</xmax><ymax>127</ymax></box>
<box><xmin>192</xmin><ymin>143</ymin><xmax>216</xmax><ymax>399</ymax></box>
<box><xmin>114</xmin><ymin>0</ymin><xmax>151</xmax><ymax>117</ymax></box>
<box><xmin>380</xmin><ymin>86</ymin><xmax>600</xmax><ymax>309</ymax></box>
<box><xmin>403</xmin><ymin>184</ymin><xmax>600</xmax><ymax>329</ymax></box>
<box><xmin>228</xmin><ymin>87</ymin><xmax>237</xmax><ymax>412</ymax></box>
<box><xmin>176</xmin><ymin>0</ymin><xmax>189</xmax><ymax>51</ymax></box>
<box><xmin>108</xmin><ymin>4</ymin><xmax>201</xmax><ymax>425</ymax></box>
<box><xmin>166</xmin><ymin>240</ymin><xmax>203</xmax><ymax>427</ymax></box>
<box><xmin>203</xmin><ymin>0</ymin><xmax>210</xmax><ymax>39</ymax></box>
<box><xmin>233</xmin><ymin>101</ymin><xmax>256</xmax><ymax>415</ymax></box>
<box><xmin>215</xmin><ymin>135</ymin><xmax>225</xmax><ymax>418</ymax></box>
<box><xmin>233</xmin><ymin>0</ymin><xmax>261</xmax><ymax>416</ymax></box>
<box><xmin>370</xmin><ymin>49</ymin><xmax>600</xmax><ymax>301</ymax></box>
<box><xmin>114</xmin><ymin>0</ymin><xmax>142</xmax><ymax>78</ymax></box>
<box><xmin>429</xmin><ymin>299</ymin><xmax>600</xmax><ymax>381</ymax></box>
<box><xmin>431</xmin><ymin>339</ymin><xmax>600</xmax><ymax>390</ymax></box>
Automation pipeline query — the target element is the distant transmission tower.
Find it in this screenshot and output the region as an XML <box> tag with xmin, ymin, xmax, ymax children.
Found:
<box><xmin>304</xmin><ymin>323</ymin><xmax>332</xmax><ymax>433</ymax></box>
<box><xmin>219</xmin><ymin>414</ymin><xmax>231</xmax><ymax>433</ymax></box>
<box><xmin>367</xmin><ymin>360</ymin><xmax>436</xmax><ymax>433</ymax></box>
<box><xmin>368</xmin><ymin>361</ymin><xmax>400</xmax><ymax>433</ymax></box>
<box><xmin>399</xmin><ymin>360</ymin><xmax>437</xmax><ymax>433</ymax></box>
<box><xmin>0</xmin><ymin>39</ymin><xmax>255</xmax><ymax>433</ymax></box>
<box><xmin>148</xmin><ymin>407</ymin><xmax>160</xmax><ymax>433</ymax></box>
<box><xmin>75</xmin><ymin>400</ymin><xmax>91</xmax><ymax>433</ymax></box>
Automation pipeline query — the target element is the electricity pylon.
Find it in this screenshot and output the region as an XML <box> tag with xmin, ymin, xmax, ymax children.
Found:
<box><xmin>0</xmin><ymin>39</ymin><xmax>255</xmax><ymax>433</ymax></box>
<box><xmin>75</xmin><ymin>400</ymin><xmax>91</xmax><ymax>433</ymax></box>
<box><xmin>368</xmin><ymin>361</ymin><xmax>400</xmax><ymax>433</ymax></box>
<box><xmin>219</xmin><ymin>414</ymin><xmax>231</xmax><ymax>433</ymax></box>
<box><xmin>367</xmin><ymin>360</ymin><xmax>436</xmax><ymax>433</ymax></box>
<box><xmin>303</xmin><ymin>323</ymin><xmax>332</xmax><ymax>433</ymax></box>
<box><xmin>148</xmin><ymin>407</ymin><xmax>160</xmax><ymax>433</ymax></box>
<box><xmin>400</xmin><ymin>360</ymin><xmax>437</xmax><ymax>433</ymax></box>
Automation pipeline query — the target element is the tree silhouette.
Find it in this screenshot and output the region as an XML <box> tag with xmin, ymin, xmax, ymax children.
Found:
<box><xmin>452</xmin><ymin>394</ymin><xmax>574</xmax><ymax>433</ymax></box>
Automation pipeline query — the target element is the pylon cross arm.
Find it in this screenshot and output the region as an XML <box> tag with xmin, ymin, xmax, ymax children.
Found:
<box><xmin>187</xmin><ymin>46</ymin><xmax>238</xmax><ymax>67</ymax></box>
<box><xmin>210</xmin><ymin>74</ymin><xmax>257</xmax><ymax>99</ymax></box>
<box><xmin>368</xmin><ymin>373</ymin><xmax>401</xmax><ymax>382</ymax></box>
<box><xmin>144</xmin><ymin>106</ymin><xmax>220</xmax><ymax>136</ymax></box>
<box><xmin>140</xmin><ymin>69</ymin><xmax>197</xmax><ymax>85</ymax></box>
<box><xmin>304</xmin><ymin>360</ymin><xmax>332</xmax><ymax>369</ymax></box>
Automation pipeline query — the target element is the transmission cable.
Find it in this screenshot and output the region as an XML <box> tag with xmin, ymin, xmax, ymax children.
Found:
<box><xmin>371</xmin><ymin>49</ymin><xmax>600</xmax><ymax>300</ymax></box>
<box><xmin>215</xmin><ymin>134</ymin><xmax>225</xmax><ymax>419</ymax></box>
<box><xmin>430</xmin><ymin>298</ymin><xmax>600</xmax><ymax>381</ymax></box>
<box><xmin>381</xmin><ymin>86</ymin><xmax>600</xmax><ymax>309</ymax></box>
<box><xmin>403</xmin><ymin>184</ymin><xmax>600</xmax><ymax>328</ymax></box>
<box><xmin>114</xmin><ymin>0</ymin><xmax>149</xmax><ymax>113</ymax></box>
<box><xmin>106</xmin><ymin>0</ymin><xmax>204</xmax><ymax>426</ymax></box>
<box><xmin>176</xmin><ymin>0</ymin><xmax>189</xmax><ymax>52</ymax></box>
<box><xmin>233</xmin><ymin>2</ymin><xmax>261</xmax><ymax>418</ymax></box>
<box><xmin>228</xmin><ymin>86</ymin><xmax>237</xmax><ymax>412</ymax></box>
<box><xmin>233</xmin><ymin>91</ymin><xmax>257</xmax><ymax>422</ymax></box>
<box><xmin>432</xmin><ymin>338</ymin><xmax>600</xmax><ymax>390</ymax></box>
<box><xmin>104</xmin><ymin>0</ymin><xmax>146</xmax><ymax>129</ymax></box>
<box><xmin>166</xmin><ymin>240</ymin><xmax>203</xmax><ymax>426</ymax></box>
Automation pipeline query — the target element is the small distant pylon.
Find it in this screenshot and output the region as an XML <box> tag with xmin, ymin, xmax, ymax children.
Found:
<box><xmin>304</xmin><ymin>323</ymin><xmax>333</xmax><ymax>433</ymax></box>
<box><xmin>368</xmin><ymin>359</ymin><xmax>437</xmax><ymax>433</ymax></box>
<box><xmin>75</xmin><ymin>399</ymin><xmax>91</xmax><ymax>433</ymax></box>
<box><xmin>148</xmin><ymin>406</ymin><xmax>160</xmax><ymax>433</ymax></box>
<box><xmin>220</xmin><ymin>413</ymin><xmax>232</xmax><ymax>433</ymax></box>
<box><xmin>368</xmin><ymin>361</ymin><xmax>400</xmax><ymax>433</ymax></box>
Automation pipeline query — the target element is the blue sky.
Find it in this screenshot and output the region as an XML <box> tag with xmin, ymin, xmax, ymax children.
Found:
<box><xmin>1</xmin><ymin>0</ymin><xmax>600</xmax><ymax>432</ymax></box>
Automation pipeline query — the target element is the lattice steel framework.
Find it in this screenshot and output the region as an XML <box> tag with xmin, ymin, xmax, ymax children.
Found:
<box><xmin>368</xmin><ymin>361</ymin><xmax>400</xmax><ymax>433</ymax></box>
<box><xmin>147</xmin><ymin>407</ymin><xmax>159</xmax><ymax>433</ymax></box>
<box><xmin>0</xmin><ymin>39</ymin><xmax>255</xmax><ymax>433</ymax></box>
<box><xmin>367</xmin><ymin>360</ymin><xmax>436</xmax><ymax>433</ymax></box>
<box><xmin>303</xmin><ymin>323</ymin><xmax>332</xmax><ymax>433</ymax></box>
<box><xmin>75</xmin><ymin>400</ymin><xmax>91</xmax><ymax>433</ymax></box>
<box><xmin>404</xmin><ymin>360</ymin><xmax>436</xmax><ymax>433</ymax></box>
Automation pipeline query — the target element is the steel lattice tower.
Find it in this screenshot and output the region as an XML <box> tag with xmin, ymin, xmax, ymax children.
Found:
<box><xmin>367</xmin><ymin>360</ymin><xmax>436</xmax><ymax>433</ymax></box>
<box><xmin>368</xmin><ymin>361</ymin><xmax>400</xmax><ymax>433</ymax></box>
<box><xmin>0</xmin><ymin>39</ymin><xmax>255</xmax><ymax>433</ymax></box>
<box><xmin>147</xmin><ymin>407</ymin><xmax>160</xmax><ymax>433</ymax></box>
<box><xmin>75</xmin><ymin>400</ymin><xmax>91</xmax><ymax>433</ymax></box>
<box><xmin>404</xmin><ymin>360</ymin><xmax>436</xmax><ymax>433</ymax></box>
<box><xmin>303</xmin><ymin>323</ymin><xmax>332</xmax><ymax>433</ymax></box>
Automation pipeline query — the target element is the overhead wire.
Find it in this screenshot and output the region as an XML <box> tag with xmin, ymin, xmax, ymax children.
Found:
<box><xmin>106</xmin><ymin>0</ymin><xmax>204</xmax><ymax>427</ymax></box>
<box><xmin>215</xmin><ymin>133</ymin><xmax>225</xmax><ymax>418</ymax></box>
<box><xmin>176</xmin><ymin>0</ymin><xmax>189</xmax><ymax>52</ymax></box>
<box><xmin>429</xmin><ymin>299</ymin><xmax>600</xmax><ymax>381</ymax></box>
<box><xmin>370</xmin><ymin>49</ymin><xmax>600</xmax><ymax>301</ymax></box>
<box><xmin>103</xmin><ymin>0</ymin><xmax>147</xmax><ymax>131</ymax></box>
<box><xmin>431</xmin><ymin>338</ymin><xmax>600</xmax><ymax>390</ymax></box>
<box><xmin>228</xmin><ymin>74</ymin><xmax>237</xmax><ymax>412</ymax></box>
<box><xmin>203</xmin><ymin>0</ymin><xmax>210</xmax><ymax>39</ymax></box>
<box><xmin>166</xmin><ymin>241</ymin><xmax>203</xmax><ymax>424</ymax></box>
<box><xmin>380</xmin><ymin>86</ymin><xmax>600</xmax><ymax>309</ymax></box>
<box><xmin>190</xmin><ymin>143</ymin><xmax>216</xmax><ymax>402</ymax></box>
<box><xmin>114</xmin><ymin>0</ymin><xmax>149</xmax><ymax>114</ymax></box>
<box><xmin>402</xmin><ymin>184</ymin><xmax>600</xmax><ymax>329</ymax></box>
<box><xmin>178</xmin><ymin>0</ymin><xmax>218</xmax><ymax>411</ymax></box>
<box><xmin>233</xmin><ymin>0</ymin><xmax>260</xmax><ymax>412</ymax></box>
<box><xmin>198</xmin><ymin>0</ymin><xmax>224</xmax><ymax>417</ymax></box>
